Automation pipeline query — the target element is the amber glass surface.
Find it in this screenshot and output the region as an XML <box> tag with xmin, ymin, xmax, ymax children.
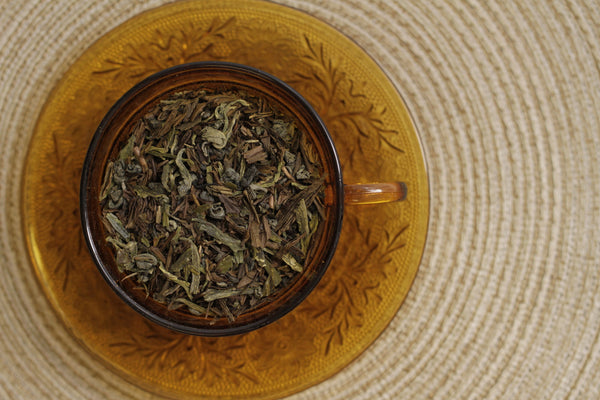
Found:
<box><xmin>23</xmin><ymin>0</ymin><xmax>429</xmax><ymax>398</ymax></box>
<box><xmin>345</xmin><ymin>182</ymin><xmax>408</xmax><ymax>204</ymax></box>
<box><xmin>81</xmin><ymin>62</ymin><xmax>345</xmax><ymax>336</ymax></box>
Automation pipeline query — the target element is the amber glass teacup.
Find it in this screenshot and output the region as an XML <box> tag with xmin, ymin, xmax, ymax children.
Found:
<box><xmin>80</xmin><ymin>62</ymin><xmax>406</xmax><ymax>336</ymax></box>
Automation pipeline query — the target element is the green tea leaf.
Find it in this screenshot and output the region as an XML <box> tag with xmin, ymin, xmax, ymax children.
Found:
<box><xmin>160</xmin><ymin>162</ymin><xmax>174</xmax><ymax>192</ymax></box>
<box><xmin>202</xmin><ymin>288</ymin><xmax>241</xmax><ymax>302</ymax></box>
<box><xmin>282</xmin><ymin>253</ymin><xmax>303</xmax><ymax>272</ymax></box>
<box><xmin>159</xmin><ymin>264</ymin><xmax>192</xmax><ymax>299</ymax></box>
<box><xmin>201</xmin><ymin>126</ymin><xmax>229</xmax><ymax>149</ymax></box>
<box><xmin>254</xmin><ymin>250</ymin><xmax>281</xmax><ymax>288</ymax></box>
<box><xmin>175</xmin><ymin>149</ymin><xmax>195</xmax><ymax>196</ymax></box>
<box><xmin>99</xmin><ymin>161</ymin><xmax>114</xmax><ymax>202</ymax></box>
<box><xmin>295</xmin><ymin>198</ymin><xmax>310</xmax><ymax>253</ymax></box>
<box><xmin>105</xmin><ymin>212</ymin><xmax>130</xmax><ymax>241</ymax></box>
<box><xmin>173</xmin><ymin>298</ymin><xmax>211</xmax><ymax>316</ymax></box>
<box><xmin>216</xmin><ymin>255</ymin><xmax>234</xmax><ymax>273</ymax></box>
<box><xmin>146</xmin><ymin>146</ymin><xmax>175</xmax><ymax>159</ymax></box>
<box><xmin>196</xmin><ymin>220</ymin><xmax>244</xmax><ymax>253</ymax></box>
<box><xmin>118</xmin><ymin>135</ymin><xmax>136</xmax><ymax>160</ymax></box>
<box><xmin>133</xmin><ymin>185</ymin><xmax>169</xmax><ymax>201</ymax></box>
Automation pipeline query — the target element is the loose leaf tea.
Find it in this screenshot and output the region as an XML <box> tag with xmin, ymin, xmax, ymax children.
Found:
<box><xmin>99</xmin><ymin>88</ymin><xmax>325</xmax><ymax>322</ymax></box>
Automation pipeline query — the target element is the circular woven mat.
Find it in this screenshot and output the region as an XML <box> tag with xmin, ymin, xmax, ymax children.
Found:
<box><xmin>1</xmin><ymin>0</ymin><xmax>599</xmax><ymax>399</ymax></box>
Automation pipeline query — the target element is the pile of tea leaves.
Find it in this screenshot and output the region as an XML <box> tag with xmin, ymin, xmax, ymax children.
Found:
<box><xmin>99</xmin><ymin>88</ymin><xmax>325</xmax><ymax>322</ymax></box>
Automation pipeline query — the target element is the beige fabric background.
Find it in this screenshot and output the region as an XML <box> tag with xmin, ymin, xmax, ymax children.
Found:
<box><xmin>1</xmin><ymin>0</ymin><xmax>599</xmax><ymax>398</ymax></box>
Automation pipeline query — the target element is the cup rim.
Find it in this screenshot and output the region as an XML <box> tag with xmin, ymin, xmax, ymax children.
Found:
<box><xmin>80</xmin><ymin>61</ymin><xmax>344</xmax><ymax>336</ymax></box>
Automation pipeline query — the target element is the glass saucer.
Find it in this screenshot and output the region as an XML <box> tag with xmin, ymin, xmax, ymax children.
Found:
<box><xmin>23</xmin><ymin>0</ymin><xmax>429</xmax><ymax>398</ymax></box>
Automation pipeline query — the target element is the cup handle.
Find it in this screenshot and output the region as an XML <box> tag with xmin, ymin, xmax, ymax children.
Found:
<box><xmin>343</xmin><ymin>182</ymin><xmax>407</xmax><ymax>205</ymax></box>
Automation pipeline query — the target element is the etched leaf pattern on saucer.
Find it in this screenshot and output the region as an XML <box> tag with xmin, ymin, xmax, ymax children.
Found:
<box><xmin>110</xmin><ymin>321</ymin><xmax>257</xmax><ymax>384</ymax></box>
<box><xmin>93</xmin><ymin>17</ymin><xmax>235</xmax><ymax>83</ymax></box>
<box><xmin>44</xmin><ymin>85</ymin><xmax>122</xmax><ymax>290</ymax></box>
<box><xmin>302</xmin><ymin>212</ymin><xmax>409</xmax><ymax>355</ymax></box>
<box><xmin>44</xmin><ymin>133</ymin><xmax>85</xmax><ymax>291</ymax></box>
<box><xmin>245</xmin><ymin>313</ymin><xmax>317</xmax><ymax>371</ymax></box>
<box><xmin>289</xmin><ymin>36</ymin><xmax>405</xmax><ymax>169</ymax></box>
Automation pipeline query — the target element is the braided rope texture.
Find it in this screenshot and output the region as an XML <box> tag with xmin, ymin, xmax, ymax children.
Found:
<box><xmin>1</xmin><ymin>0</ymin><xmax>599</xmax><ymax>398</ymax></box>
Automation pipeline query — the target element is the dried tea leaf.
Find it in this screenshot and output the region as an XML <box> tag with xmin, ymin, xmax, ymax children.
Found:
<box><xmin>175</xmin><ymin>149</ymin><xmax>196</xmax><ymax>196</ymax></box>
<box><xmin>105</xmin><ymin>212</ymin><xmax>130</xmax><ymax>241</ymax></box>
<box><xmin>300</xmin><ymin>131</ymin><xmax>319</xmax><ymax>165</ymax></box>
<box><xmin>254</xmin><ymin>250</ymin><xmax>281</xmax><ymax>288</ymax></box>
<box><xmin>99</xmin><ymin>161</ymin><xmax>114</xmax><ymax>202</ymax></box>
<box><xmin>216</xmin><ymin>255</ymin><xmax>234</xmax><ymax>273</ymax></box>
<box><xmin>201</xmin><ymin>126</ymin><xmax>229</xmax><ymax>149</ymax></box>
<box><xmin>295</xmin><ymin>198</ymin><xmax>310</xmax><ymax>253</ymax></box>
<box><xmin>196</xmin><ymin>220</ymin><xmax>244</xmax><ymax>253</ymax></box>
<box><xmin>173</xmin><ymin>298</ymin><xmax>211</xmax><ymax>316</ymax></box>
<box><xmin>244</xmin><ymin>145</ymin><xmax>268</xmax><ymax>164</ymax></box>
<box><xmin>146</xmin><ymin>146</ymin><xmax>175</xmax><ymax>159</ymax></box>
<box><xmin>118</xmin><ymin>135</ymin><xmax>136</xmax><ymax>161</ymax></box>
<box><xmin>160</xmin><ymin>162</ymin><xmax>174</xmax><ymax>192</ymax></box>
<box><xmin>248</xmin><ymin>214</ymin><xmax>264</xmax><ymax>249</ymax></box>
<box><xmin>158</xmin><ymin>264</ymin><xmax>192</xmax><ymax>299</ymax></box>
<box><xmin>282</xmin><ymin>253</ymin><xmax>303</xmax><ymax>272</ymax></box>
<box><xmin>202</xmin><ymin>288</ymin><xmax>241</xmax><ymax>302</ymax></box>
<box><xmin>133</xmin><ymin>185</ymin><xmax>169</xmax><ymax>201</ymax></box>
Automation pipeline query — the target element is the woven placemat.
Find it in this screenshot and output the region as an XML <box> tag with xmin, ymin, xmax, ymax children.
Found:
<box><xmin>1</xmin><ymin>0</ymin><xmax>599</xmax><ymax>399</ymax></box>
